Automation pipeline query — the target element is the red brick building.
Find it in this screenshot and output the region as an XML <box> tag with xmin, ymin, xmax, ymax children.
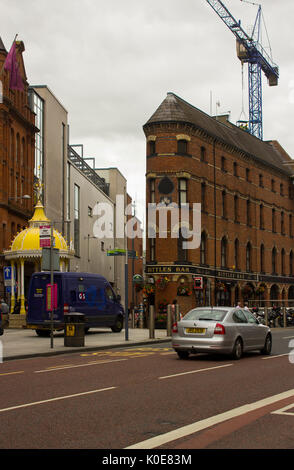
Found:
<box><xmin>144</xmin><ymin>92</ymin><xmax>294</xmax><ymax>314</ymax></box>
<box><xmin>0</xmin><ymin>38</ymin><xmax>36</xmax><ymax>297</ymax></box>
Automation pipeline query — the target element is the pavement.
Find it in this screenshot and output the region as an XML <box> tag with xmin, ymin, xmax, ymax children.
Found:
<box><xmin>1</xmin><ymin>327</ymin><xmax>171</xmax><ymax>361</ymax></box>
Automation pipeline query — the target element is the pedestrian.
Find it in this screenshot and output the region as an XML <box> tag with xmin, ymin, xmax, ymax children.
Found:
<box><xmin>244</xmin><ymin>302</ymin><xmax>250</xmax><ymax>311</ymax></box>
<box><xmin>0</xmin><ymin>298</ymin><xmax>9</xmax><ymax>314</ymax></box>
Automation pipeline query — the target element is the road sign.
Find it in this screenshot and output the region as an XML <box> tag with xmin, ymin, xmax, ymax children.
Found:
<box><xmin>40</xmin><ymin>225</ymin><xmax>51</xmax><ymax>248</ymax></box>
<box><xmin>3</xmin><ymin>266</ymin><xmax>15</xmax><ymax>287</ymax></box>
<box><xmin>107</xmin><ymin>249</ymin><xmax>126</xmax><ymax>256</ymax></box>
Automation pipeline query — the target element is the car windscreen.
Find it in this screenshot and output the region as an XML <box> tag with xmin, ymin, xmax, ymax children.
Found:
<box><xmin>183</xmin><ymin>309</ymin><xmax>228</xmax><ymax>322</ymax></box>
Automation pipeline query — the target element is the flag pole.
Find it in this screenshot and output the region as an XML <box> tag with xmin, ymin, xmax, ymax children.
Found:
<box><xmin>0</xmin><ymin>34</ymin><xmax>18</xmax><ymax>77</ymax></box>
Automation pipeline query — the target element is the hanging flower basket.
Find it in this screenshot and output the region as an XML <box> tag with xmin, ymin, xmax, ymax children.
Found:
<box><xmin>177</xmin><ymin>285</ymin><xmax>192</xmax><ymax>296</ymax></box>
<box><xmin>156</xmin><ymin>276</ymin><xmax>170</xmax><ymax>291</ymax></box>
<box><xmin>242</xmin><ymin>285</ymin><xmax>253</xmax><ymax>297</ymax></box>
<box><xmin>255</xmin><ymin>285</ymin><xmax>265</xmax><ymax>295</ymax></box>
<box><xmin>216</xmin><ymin>282</ymin><xmax>226</xmax><ymax>292</ymax></box>
<box><xmin>142</xmin><ymin>284</ymin><xmax>155</xmax><ymax>296</ymax></box>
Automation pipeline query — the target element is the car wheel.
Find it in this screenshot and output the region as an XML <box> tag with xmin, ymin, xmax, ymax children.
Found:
<box><xmin>35</xmin><ymin>329</ymin><xmax>50</xmax><ymax>337</ymax></box>
<box><xmin>0</xmin><ymin>327</ymin><xmax>3</xmax><ymax>336</ymax></box>
<box><xmin>111</xmin><ymin>316</ymin><xmax>123</xmax><ymax>332</ymax></box>
<box><xmin>232</xmin><ymin>337</ymin><xmax>243</xmax><ymax>360</ymax></box>
<box><xmin>260</xmin><ymin>334</ymin><xmax>272</xmax><ymax>355</ymax></box>
<box><xmin>84</xmin><ymin>327</ymin><xmax>90</xmax><ymax>334</ymax></box>
<box><xmin>176</xmin><ymin>350</ymin><xmax>189</xmax><ymax>360</ymax></box>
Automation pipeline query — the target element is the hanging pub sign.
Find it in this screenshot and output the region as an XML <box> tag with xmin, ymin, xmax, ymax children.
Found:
<box><xmin>193</xmin><ymin>277</ymin><xmax>203</xmax><ymax>290</ymax></box>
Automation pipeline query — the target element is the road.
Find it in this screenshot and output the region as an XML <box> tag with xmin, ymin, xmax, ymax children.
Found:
<box><xmin>0</xmin><ymin>329</ymin><xmax>294</xmax><ymax>454</ymax></box>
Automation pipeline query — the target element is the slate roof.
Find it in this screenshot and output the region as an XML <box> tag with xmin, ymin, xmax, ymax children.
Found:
<box><xmin>144</xmin><ymin>92</ymin><xmax>294</xmax><ymax>177</ymax></box>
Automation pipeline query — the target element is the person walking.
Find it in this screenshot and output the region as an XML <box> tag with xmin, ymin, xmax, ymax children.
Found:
<box><xmin>0</xmin><ymin>298</ymin><xmax>9</xmax><ymax>314</ymax></box>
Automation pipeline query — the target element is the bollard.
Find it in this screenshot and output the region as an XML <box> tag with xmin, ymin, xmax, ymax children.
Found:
<box><xmin>167</xmin><ymin>305</ymin><xmax>172</xmax><ymax>337</ymax></box>
<box><xmin>131</xmin><ymin>309</ymin><xmax>135</xmax><ymax>329</ymax></box>
<box><xmin>265</xmin><ymin>307</ymin><xmax>268</xmax><ymax>327</ymax></box>
<box><xmin>283</xmin><ymin>307</ymin><xmax>287</xmax><ymax>328</ymax></box>
<box><xmin>149</xmin><ymin>305</ymin><xmax>155</xmax><ymax>339</ymax></box>
<box><xmin>139</xmin><ymin>303</ymin><xmax>144</xmax><ymax>329</ymax></box>
<box><xmin>175</xmin><ymin>304</ymin><xmax>180</xmax><ymax>322</ymax></box>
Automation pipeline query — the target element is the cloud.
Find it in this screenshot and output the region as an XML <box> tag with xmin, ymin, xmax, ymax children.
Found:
<box><xmin>1</xmin><ymin>0</ymin><xmax>293</xmax><ymax>224</ymax></box>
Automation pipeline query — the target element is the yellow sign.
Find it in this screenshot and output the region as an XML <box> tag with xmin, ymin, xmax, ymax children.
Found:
<box><xmin>66</xmin><ymin>325</ymin><xmax>75</xmax><ymax>337</ymax></box>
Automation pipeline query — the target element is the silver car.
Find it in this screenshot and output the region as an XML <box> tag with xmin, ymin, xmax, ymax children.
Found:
<box><xmin>172</xmin><ymin>307</ymin><xmax>272</xmax><ymax>360</ymax></box>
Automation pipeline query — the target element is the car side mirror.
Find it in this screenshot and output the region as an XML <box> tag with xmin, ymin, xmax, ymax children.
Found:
<box><xmin>116</xmin><ymin>294</ymin><xmax>121</xmax><ymax>303</ymax></box>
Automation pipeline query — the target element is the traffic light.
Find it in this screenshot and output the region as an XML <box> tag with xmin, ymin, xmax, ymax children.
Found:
<box><xmin>194</xmin><ymin>277</ymin><xmax>203</xmax><ymax>290</ymax></box>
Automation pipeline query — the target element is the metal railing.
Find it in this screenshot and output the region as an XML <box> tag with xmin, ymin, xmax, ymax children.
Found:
<box><xmin>68</xmin><ymin>145</ymin><xmax>109</xmax><ymax>196</ymax></box>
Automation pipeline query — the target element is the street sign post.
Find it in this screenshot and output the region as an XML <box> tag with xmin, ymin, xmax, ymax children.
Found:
<box><xmin>107</xmin><ymin>248</ymin><xmax>129</xmax><ymax>341</ymax></box>
<box><xmin>39</xmin><ymin>225</ymin><xmax>51</xmax><ymax>248</ymax></box>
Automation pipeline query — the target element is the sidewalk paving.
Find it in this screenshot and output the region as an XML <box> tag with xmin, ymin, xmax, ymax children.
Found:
<box><xmin>1</xmin><ymin>327</ymin><xmax>172</xmax><ymax>361</ymax></box>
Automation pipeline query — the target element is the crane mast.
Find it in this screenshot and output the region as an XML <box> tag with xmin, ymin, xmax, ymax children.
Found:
<box><xmin>206</xmin><ymin>0</ymin><xmax>279</xmax><ymax>140</ymax></box>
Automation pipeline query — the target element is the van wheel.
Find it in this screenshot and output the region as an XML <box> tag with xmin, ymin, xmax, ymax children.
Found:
<box><xmin>35</xmin><ymin>329</ymin><xmax>50</xmax><ymax>337</ymax></box>
<box><xmin>111</xmin><ymin>316</ymin><xmax>123</xmax><ymax>332</ymax></box>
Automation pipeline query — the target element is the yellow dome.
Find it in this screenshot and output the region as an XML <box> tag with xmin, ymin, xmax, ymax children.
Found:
<box><xmin>11</xmin><ymin>227</ymin><xmax>68</xmax><ymax>251</ymax></box>
<box><xmin>10</xmin><ymin>198</ymin><xmax>69</xmax><ymax>252</ymax></box>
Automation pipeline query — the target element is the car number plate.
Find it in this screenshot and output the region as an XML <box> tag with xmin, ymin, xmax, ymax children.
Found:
<box><xmin>186</xmin><ymin>328</ymin><xmax>206</xmax><ymax>334</ymax></box>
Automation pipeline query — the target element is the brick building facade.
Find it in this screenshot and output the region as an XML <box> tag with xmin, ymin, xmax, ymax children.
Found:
<box><xmin>144</xmin><ymin>92</ymin><xmax>294</xmax><ymax>314</ymax></box>
<box><xmin>0</xmin><ymin>39</ymin><xmax>36</xmax><ymax>297</ymax></box>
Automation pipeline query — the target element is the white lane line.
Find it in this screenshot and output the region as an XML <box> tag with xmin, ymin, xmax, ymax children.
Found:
<box><xmin>283</xmin><ymin>336</ymin><xmax>294</xmax><ymax>339</ymax></box>
<box><xmin>34</xmin><ymin>358</ymin><xmax>127</xmax><ymax>373</ymax></box>
<box><xmin>262</xmin><ymin>353</ymin><xmax>289</xmax><ymax>360</ymax></box>
<box><xmin>0</xmin><ymin>387</ymin><xmax>117</xmax><ymax>413</ymax></box>
<box><xmin>271</xmin><ymin>403</ymin><xmax>294</xmax><ymax>416</ymax></box>
<box><xmin>125</xmin><ymin>389</ymin><xmax>294</xmax><ymax>449</ymax></box>
<box><xmin>159</xmin><ymin>363</ymin><xmax>233</xmax><ymax>380</ymax></box>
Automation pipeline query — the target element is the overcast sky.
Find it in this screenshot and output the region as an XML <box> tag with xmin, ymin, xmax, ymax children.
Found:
<box><xmin>1</xmin><ymin>0</ymin><xmax>294</xmax><ymax>225</ymax></box>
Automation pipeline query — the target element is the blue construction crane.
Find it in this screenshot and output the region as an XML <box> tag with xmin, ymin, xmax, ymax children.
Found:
<box><xmin>206</xmin><ymin>0</ymin><xmax>279</xmax><ymax>140</ymax></box>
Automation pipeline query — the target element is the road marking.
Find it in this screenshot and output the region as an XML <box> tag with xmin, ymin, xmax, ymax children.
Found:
<box><xmin>262</xmin><ymin>353</ymin><xmax>289</xmax><ymax>360</ymax></box>
<box><xmin>159</xmin><ymin>364</ymin><xmax>233</xmax><ymax>380</ymax></box>
<box><xmin>125</xmin><ymin>389</ymin><xmax>294</xmax><ymax>449</ymax></box>
<box><xmin>34</xmin><ymin>358</ymin><xmax>127</xmax><ymax>373</ymax></box>
<box><xmin>283</xmin><ymin>336</ymin><xmax>294</xmax><ymax>339</ymax></box>
<box><xmin>0</xmin><ymin>387</ymin><xmax>117</xmax><ymax>413</ymax></box>
<box><xmin>272</xmin><ymin>403</ymin><xmax>294</xmax><ymax>416</ymax></box>
<box><xmin>0</xmin><ymin>371</ymin><xmax>24</xmax><ymax>377</ymax></box>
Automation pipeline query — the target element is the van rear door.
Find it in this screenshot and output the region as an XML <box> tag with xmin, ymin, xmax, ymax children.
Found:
<box><xmin>27</xmin><ymin>273</ymin><xmax>63</xmax><ymax>325</ymax></box>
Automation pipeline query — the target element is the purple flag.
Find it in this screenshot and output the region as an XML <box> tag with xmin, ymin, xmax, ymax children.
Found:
<box><xmin>4</xmin><ymin>42</ymin><xmax>24</xmax><ymax>91</ymax></box>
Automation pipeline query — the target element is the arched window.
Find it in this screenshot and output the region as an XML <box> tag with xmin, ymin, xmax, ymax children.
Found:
<box><xmin>260</xmin><ymin>244</ymin><xmax>265</xmax><ymax>273</ymax></box>
<box><xmin>16</xmin><ymin>133</ymin><xmax>20</xmax><ymax>163</ymax></box>
<box><xmin>281</xmin><ymin>248</ymin><xmax>286</xmax><ymax>275</ymax></box>
<box><xmin>21</xmin><ymin>137</ymin><xmax>25</xmax><ymax>166</ymax></box>
<box><xmin>234</xmin><ymin>239</ymin><xmax>239</xmax><ymax>270</ymax></box>
<box><xmin>234</xmin><ymin>195</ymin><xmax>239</xmax><ymax>223</ymax></box>
<box><xmin>246</xmin><ymin>242</ymin><xmax>252</xmax><ymax>272</ymax></box>
<box><xmin>222</xmin><ymin>191</ymin><xmax>226</xmax><ymax>218</ymax></box>
<box><xmin>260</xmin><ymin>204</ymin><xmax>264</xmax><ymax>229</ymax></box>
<box><xmin>200</xmin><ymin>232</ymin><xmax>207</xmax><ymax>265</ymax></box>
<box><xmin>10</xmin><ymin>128</ymin><xmax>14</xmax><ymax>160</ymax></box>
<box><xmin>272</xmin><ymin>247</ymin><xmax>277</xmax><ymax>274</ymax></box>
<box><xmin>221</xmin><ymin>237</ymin><xmax>227</xmax><ymax>268</ymax></box>
<box><xmin>290</xmin><ymin>251</ymin><xmax>293</xmax><ymax>276</ymax></box>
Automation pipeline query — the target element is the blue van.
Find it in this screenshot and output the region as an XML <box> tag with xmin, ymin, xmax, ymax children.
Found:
<box><xmin>27</xmin><ymin>272</ymin><xmax>124</xmax><ymax>337</ymax></box>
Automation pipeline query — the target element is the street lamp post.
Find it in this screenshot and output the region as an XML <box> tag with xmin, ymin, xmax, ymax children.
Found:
<box><xmin>49</xmin><ymin>219</ymin><xmax>71</xmax><ymax>349</ymax></box>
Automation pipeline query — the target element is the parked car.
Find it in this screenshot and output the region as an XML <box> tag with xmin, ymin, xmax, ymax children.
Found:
<box><xmin>172</xmin><ymin>306</ymin><xmax>272</xmax><ymax>360</ymax></box>
<box><xmin>27</xmin><ymin>272</ymin><xmax>124</xmax><ymax>336</ymax></box>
